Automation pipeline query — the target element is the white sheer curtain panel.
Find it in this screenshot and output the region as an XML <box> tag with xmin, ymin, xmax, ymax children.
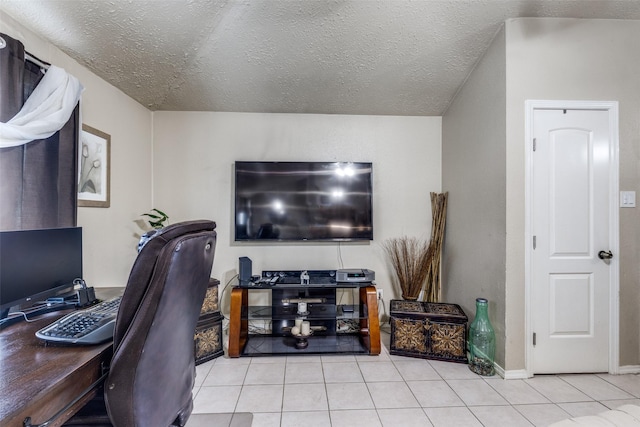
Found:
<box><xmin>0</xmin><ymin>65</ymin><xmax>83</xmax><ymax>147</ymax></box>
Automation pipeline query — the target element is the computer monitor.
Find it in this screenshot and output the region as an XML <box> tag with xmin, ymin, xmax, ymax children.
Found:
<box><xmin>0</xmin><ymin>227</ymin><xmax>83</xmax><ymax>319</ymax></box>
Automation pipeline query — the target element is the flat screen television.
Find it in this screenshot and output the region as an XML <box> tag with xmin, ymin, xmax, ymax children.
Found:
<box><xmin>235</xmin><ymin>161</ymin><xmax>373</xmax><ymax>241</ymax></box>
<box><xmin>0</xmin><ymin>227</ymin><xmax>83</xmax><ymax>319</ymax></box>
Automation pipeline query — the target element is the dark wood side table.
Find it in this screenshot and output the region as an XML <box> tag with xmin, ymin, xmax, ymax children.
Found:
<box><xmin>194</xmin><ymin>278</ymin><xmax>224</xmax><ymax>364</ymax></box>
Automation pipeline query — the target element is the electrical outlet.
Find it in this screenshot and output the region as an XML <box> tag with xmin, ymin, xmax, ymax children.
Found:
<box><xmin>376</xmin><ymin>289</ymin><xmax>383</xmax><ymax>300</ymax></box>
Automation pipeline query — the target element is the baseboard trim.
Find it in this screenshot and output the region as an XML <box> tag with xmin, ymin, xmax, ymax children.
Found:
<box><xmin>617</xmin><ymin>365</ymin><xmax>640</xmax><ymax>374</ymax></box>
<box><xmin>502</xmin><ymin>369</ymin><xmax>531</xmax><ymax>380</ymax></box>
<box><xmin>492</xmin><ymin>363</ymin><xmax>531</xmax><ymax>380</ymax></box>
<box><xmin>497</xmin><ymin>365</ymin><xmax>640</xmax><ymax>377</ymax></box>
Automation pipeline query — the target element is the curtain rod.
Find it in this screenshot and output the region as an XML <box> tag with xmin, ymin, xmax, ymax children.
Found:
<box><xmin>25</xmin><ymin>51</ymin><xmax>50</xmax><ymax>71</ymax></box>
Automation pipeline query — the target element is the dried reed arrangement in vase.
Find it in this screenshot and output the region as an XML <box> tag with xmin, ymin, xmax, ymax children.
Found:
<box><xmin>424</xmin><ymin>192</ymin><xmax>448</xmax><ymax>302</ymax></box>
<box><xmin>383</xmin><ymin>236</ymin><xmax>434</xmax><ymax>300</ymax></box>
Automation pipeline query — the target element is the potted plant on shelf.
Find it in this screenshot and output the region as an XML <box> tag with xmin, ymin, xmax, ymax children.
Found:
<box><xmin>383</xmin><ymin>236</ymin><xmax>434</xmax><ymax>301</ymax></box>
<box><xmin>138</xmin><ymin>209</ymin><xmax>169</xmax><ymax>251</ymax></box>
<box><xmin>141</xmin><ymin>208</ymin><xmax>169</xmax><ymax>229</ymax></box>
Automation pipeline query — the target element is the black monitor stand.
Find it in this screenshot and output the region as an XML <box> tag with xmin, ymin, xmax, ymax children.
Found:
<box><xmin>0</xmin><ymin>299</ymin><xmax>77</xmax><ymax>330</ymax></box>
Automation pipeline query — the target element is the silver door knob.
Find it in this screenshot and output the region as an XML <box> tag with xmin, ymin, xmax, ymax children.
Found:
<box><xmin>598</xmin><ymin>250</ymin><xmax>613</xmax><ymax>260</ymax></box>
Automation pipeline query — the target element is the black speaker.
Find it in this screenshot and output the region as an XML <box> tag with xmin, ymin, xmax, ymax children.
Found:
<box><xmin>239</xmin><ymin>256</ymin><xmax>252</xmax><ymax>285</ymax></box>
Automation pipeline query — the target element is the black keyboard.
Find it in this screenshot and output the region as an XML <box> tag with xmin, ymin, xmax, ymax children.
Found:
<box><xmin>36</xmin><ymin>296</ymin><xmax>121</xmax><ymax>345</ymax></box>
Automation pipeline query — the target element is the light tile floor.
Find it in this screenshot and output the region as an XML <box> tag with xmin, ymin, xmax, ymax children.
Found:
<box><xmin>191</xmin><ymin>336</ymin><xmax>640</xmax><ymax>427</ymax></box>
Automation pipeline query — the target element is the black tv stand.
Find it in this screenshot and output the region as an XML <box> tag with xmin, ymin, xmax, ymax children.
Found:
<box><xmin>229</xmin><ymin>269</ymin><xmax>381</xmax><ymax>357</ymax></box>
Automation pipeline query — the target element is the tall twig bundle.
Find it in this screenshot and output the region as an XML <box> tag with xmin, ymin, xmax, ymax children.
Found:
<box><xmin>424</xmin><ymin>192</ymin><xmax>448</xmax><ymax>302</ymax></box>
<box><xmin>383</xmin><ymin>236</ymin><xmax>434</xmax><ymax>300</ymax></box>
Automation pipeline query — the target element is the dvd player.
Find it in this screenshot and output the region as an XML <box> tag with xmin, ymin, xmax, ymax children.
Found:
<box><xmin>336</xmin><ymin>269</ymin><xmax>375</xmax><ymax>283</ymax></box>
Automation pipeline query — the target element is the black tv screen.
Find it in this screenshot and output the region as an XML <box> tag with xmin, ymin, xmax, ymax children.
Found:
<box><xmin>235</xmin><ymin>161</ymin><xmax>373</xmax><ymax>241</ymax></box>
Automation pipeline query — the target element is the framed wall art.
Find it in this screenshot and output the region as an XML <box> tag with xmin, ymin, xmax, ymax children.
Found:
<box><xmin>78</xmin><ymin>124</ymin><xmax>110</xmax><ymax>207</ymax></box>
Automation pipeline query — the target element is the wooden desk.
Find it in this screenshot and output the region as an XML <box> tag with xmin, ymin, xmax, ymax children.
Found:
<box><xmin>0</xmin><ymin>289</ymin><xmax>121</xmax><ymax>427</ymax></box>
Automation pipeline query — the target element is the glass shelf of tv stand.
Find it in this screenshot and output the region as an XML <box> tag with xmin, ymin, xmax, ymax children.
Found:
<box><xmin>243</xmin><ymin>304</ymin><xmax>366</xmax><ymax>321</ymax></box>
<box><xmin>240</xmin><ymin>333</ymin><xmax>370</xmax><ymax>356</ymax></box>
<box><xmin>241</xmin><ymin>304</ymin><xmax>370</xmax><ymax>356</ymax></box>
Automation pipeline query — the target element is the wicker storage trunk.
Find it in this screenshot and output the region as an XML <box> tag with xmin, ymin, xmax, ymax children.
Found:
<box><xmin>194</xmin><ymin>278</ymin><xmax>224</xmax><ymax>365</ymax></box>
<box><xmin>390</xmin><ymin>299</ymin><xmax>468</xmax><ymax>363</ymax></box>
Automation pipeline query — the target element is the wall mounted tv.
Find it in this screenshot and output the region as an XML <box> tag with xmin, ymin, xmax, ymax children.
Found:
<box><xmin>235</xmin><ymin>161</ymin><xmax>373</xmax><ymax>242</ymax></box>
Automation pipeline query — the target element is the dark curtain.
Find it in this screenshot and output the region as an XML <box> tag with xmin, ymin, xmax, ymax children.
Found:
<box><xmin>0</xmin><ymin>33</ymin><xmax>79</xmax><ymax>231</ymax></box>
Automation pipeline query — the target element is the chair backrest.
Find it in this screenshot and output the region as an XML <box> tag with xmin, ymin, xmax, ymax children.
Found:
<box><xmin>104</xmin><ymin>220</ymin><xmax>217</xmax><ymax>427</ymax></box>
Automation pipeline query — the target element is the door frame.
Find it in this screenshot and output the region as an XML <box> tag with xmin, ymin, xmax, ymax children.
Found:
<box><xmin>524</xmin><ymin>100</ymin><xmax>620</xmax><ymax>377</ymax></box>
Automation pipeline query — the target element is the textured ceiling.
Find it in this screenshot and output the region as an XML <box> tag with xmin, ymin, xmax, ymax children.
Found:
<box><xmin>2</xmin><ymin>0</ymin><xmax>640</xmax><ymax>116</ymax></box>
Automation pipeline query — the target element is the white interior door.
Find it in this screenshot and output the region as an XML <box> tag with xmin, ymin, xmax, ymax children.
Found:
<box><xmin>529</xmin><ymin>105</ymin><xmax>617</xmax><ymax>374</ymax></box>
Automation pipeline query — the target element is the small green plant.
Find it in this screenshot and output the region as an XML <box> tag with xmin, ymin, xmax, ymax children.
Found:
<box><xmin>141</xmin><ymin>208</ymin><xmax>169</xmax><ymax>229</ymax></box>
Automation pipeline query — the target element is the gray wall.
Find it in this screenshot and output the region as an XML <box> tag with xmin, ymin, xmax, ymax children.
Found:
<box><xmin>442</xmin><ymin>28</ymin><xmax>507</xmax><ymax>367</ymax></box>
<box><xmin>505</xmin><ymin>18</ymin><xmax>640</xmax><ymax>369</ymax></box>
<box><xmin>444</xmin><ymin>18</ymin><xmax>640</xmax><ymax>373</ymax></box>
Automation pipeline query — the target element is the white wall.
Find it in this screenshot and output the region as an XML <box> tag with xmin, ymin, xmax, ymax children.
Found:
<box><xmin>152</xmin><ymin>112</ymin><xmax>441</xmax><ymax>301</ymax></box>
<box><xmin>1</xmin><ymin>11</ymin><xmax>154</xmax><ymax>288</ymax></box>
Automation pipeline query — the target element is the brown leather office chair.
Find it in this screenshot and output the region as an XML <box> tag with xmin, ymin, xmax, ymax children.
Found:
<box><xmin>64</xmin><ymin>220</ymin><xmax>217</xmax><ymax>427</ymax></box>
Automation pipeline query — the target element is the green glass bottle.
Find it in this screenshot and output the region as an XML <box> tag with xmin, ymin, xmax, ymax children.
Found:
<box><xmin>468</xmin><ymin>298</ymin><xmax>495</xmax><ymax>376</ymax></box>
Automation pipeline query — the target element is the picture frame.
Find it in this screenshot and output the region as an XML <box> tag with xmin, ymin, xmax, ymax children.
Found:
<box><xmin>78</xmin><ymin>124</ymin><xmax>110</xmax><ymax>208</ymax></box>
